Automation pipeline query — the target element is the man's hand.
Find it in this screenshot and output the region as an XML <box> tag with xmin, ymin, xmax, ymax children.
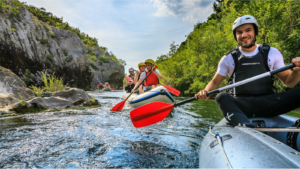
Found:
<box><xmin>292</xmin><ymin>57</ymin><xmax>300</xmax><ymax>71</ymax></box>
<box><xmin>136</xmin><ymin>70</ymin><xmax>140</xmax><ymax>75</ymax></box>
<box><xmin>131</xmin><ymin>89</ymin><xmax>136</xmax><ymax>93</ymax></box>
<box><xmin>195</xmin><ymin>90</ymin><xmax>210</xmax><ymax>101</ymax></box>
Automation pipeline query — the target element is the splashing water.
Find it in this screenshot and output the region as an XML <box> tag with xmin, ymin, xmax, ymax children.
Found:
<box><xmin>0</xmin><ymin>90</ymin><xmax>224</xmax><ymax>168</ymax></box>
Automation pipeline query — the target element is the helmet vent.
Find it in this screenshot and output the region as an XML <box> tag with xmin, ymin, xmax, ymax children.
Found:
<box><xmin>233</xmin><ymin>22</ymin><xmax>236</xmax><ymax>25</ymax></box>
<box><xmin>246</xmin><ymin>17</ymin><xmax>251</xmax><ymax>20</ymax></box>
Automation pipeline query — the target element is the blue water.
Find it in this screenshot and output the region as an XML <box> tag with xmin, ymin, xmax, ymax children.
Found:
<box><xmin>0</xmin><ymin>90</ymin><xmax>224</xmax><ymax>168</ymax></box>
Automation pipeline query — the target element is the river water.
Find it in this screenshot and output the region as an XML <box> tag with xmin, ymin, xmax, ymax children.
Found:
<box><xmin>0</xmin><ymin>90</ymin><xmax>299</xmax><ymax>168</ymax></box>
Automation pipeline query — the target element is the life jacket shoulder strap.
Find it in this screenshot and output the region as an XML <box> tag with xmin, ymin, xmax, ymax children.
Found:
<box><xmin>228</xmin><ymin>46</ymin><xmax>239</xmax><ymax>84</ymax></box>
<box><xmin>258</xmin><ymin>42</ymin><xmax>271</xmax><ymax>71</ymax></box>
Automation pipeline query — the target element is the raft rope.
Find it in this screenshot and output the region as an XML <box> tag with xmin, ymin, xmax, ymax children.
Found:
<box><xmin>209</xmin><ymin>125</ymin><xmax>233</xmax><ymax>169</ymax></box>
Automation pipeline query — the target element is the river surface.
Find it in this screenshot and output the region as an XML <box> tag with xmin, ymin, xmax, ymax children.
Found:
<box><xmin>0</xmin><ymin>90</ymin><xmax>300</xmax><ymax>168</ymax></box>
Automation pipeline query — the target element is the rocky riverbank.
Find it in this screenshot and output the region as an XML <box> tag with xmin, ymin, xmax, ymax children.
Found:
<box><xmin>0</xmin><ymin>66</ymin><xmax>100</xmax><ymax>118</ymax></box>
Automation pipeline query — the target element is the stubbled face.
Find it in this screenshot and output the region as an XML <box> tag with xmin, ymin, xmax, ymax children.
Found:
<box><xmin>129</xmin><ymin>71</ymin><xmax>134</xmax><ymax>75</ymax></box>
<box><xmin>139</xmin><ymin>65</ymin><xmax>145</xmax><ymax>72</ymax></box>
<box><xmin>236</xmin><ymin>23</ymin><xmax>256</xmax><ymax>48</ymax></box>
<box><xmin>145</xmin><ymin>63</ymin><xmax>152</xmax><ymax>71</ymax></box>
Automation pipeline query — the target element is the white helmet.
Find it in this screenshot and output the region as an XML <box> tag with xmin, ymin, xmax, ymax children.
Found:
<box><xmin>128</xmin><ymin>67</ymin><xmax>135</xmax><ymax>72</ymax></box>
<box><xmin>232</xmin><ymin>15</ymin><xmax>258</xmax><ymax>40</ymax></box>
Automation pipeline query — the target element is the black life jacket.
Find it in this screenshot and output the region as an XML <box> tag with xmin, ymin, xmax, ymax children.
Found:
<box><xmin>125</xmin><ymin>75</ymin><xmax>135</xmax><ymax>93</ymax></box>
<box><xmin>228</xmin><ymin>43</ymin><xmax>275</xmax><ymax>97</ymax></box>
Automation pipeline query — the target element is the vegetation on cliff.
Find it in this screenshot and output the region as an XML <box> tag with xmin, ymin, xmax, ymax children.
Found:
<box><xmin>156</xmin><ymin>0</ymin><xmax>300</xmax><ymax>95</ymax></box>
<box><xmin>22</xmin><ymin>2</ymin><xmax>126</xmax><ymax>68</ymax></box>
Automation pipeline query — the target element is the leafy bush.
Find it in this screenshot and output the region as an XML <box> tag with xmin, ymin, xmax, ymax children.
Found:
<box><xmin>65</xmin><ymin>55</ymin><xmax>73</xmax><ymax>63</ymax></box>
<box><xmin>88</xmin><ymin>54</ymin><xmax>96</xmax><ymax>61</ymax></box>
<box><xmin>88</xmin><ymin>61</ymin><xmax>99</xmax><ymax>70</ymax></box>
<box><xmin>41</xmin><ymin>70</ymin><xmax>67</xmax><ymax>93</ymax></box>
<box><xmin>22</xmin><ymin>77</ymin><xmax>30</xmax><ymax>86</ymax></box>
<box><xmin>18</xmin><ymin>93</ymin><xmax>26</xmax><ymax>106</ymax></box>
<box><xmin>45</xmin><ymin>54</ymin><xmax>54</xmax><ymax>61</ymax></box>
<box><xmin>40</xmin><ymin>38</ymin><xmax>48</xmax><ymax>44</ymax></box>
<box><xmin>62</xmin><ymin>48</ymin><xmax>68</xmax><ymax>56</ymax></box>
<box><xmin>29</xmin><ymin>85</ymin><xmax>45</xmax><ymax>97</ymax></box>
<box><xmin>98</xmin><ymin>55</ymin><xmax>110</xmax><ymax>65</ymax></box>
<box><xmin>50</xmin><ymin>31</ymin><xmax>56</xmax><ymax>38</ymax></box>
<box><xmin>0</xmin><ymin>0</ymin><xmax>22</xmax><ymax>16</ymax></box>
<box><xmin>7</xmin><ymin>28</ymin><xmax>16</xmax><ymax>32</ymax></box>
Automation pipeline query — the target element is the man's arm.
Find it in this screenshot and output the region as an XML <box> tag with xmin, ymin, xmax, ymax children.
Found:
<box><xmin>153</xmin><ymin>69</ymin><xmax>162</xmax><ymax>79</ymax></box>
<box><xmin>276</xmin><ymin>57</ymin><xmax>300</xmax><ymax>88</ymax></box>
<box><xmin>195</xmin><ymin>74</ymin><xmax>226</xmax><ymax>100</ymax></box>
<box><xmin>132</xmin><ymin>78</ymin><xmax>143</xmax><ymax>92</ymax></box>
<box><xmin>133</xmin><ymin>72</ymin><xmax>139</xmax><ymax>84</ymax></box>
<box><xmin>126</xmin><ymin>76</ymin><xmax>134</xmax><ymax>86</ymax></box>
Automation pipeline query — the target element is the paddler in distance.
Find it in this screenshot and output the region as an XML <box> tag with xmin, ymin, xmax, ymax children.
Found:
<box><xmin>134</xmin><ymin>62</ymin><xmax>146</xmax><ymax>94</ymax></box>
<box><xmin>125</xmin><ymin>68</ymin><xmax>135</xmax><ymax>93</ymax></box>
<box><xmin>132</xmin><ymin>59</ymin><xmax>162</xmax><ymax>94</ymax></box>
<box><xmin>195</xmin><ymin>15</ymin><xmax>300</xmax><ymax>127</ymax></box>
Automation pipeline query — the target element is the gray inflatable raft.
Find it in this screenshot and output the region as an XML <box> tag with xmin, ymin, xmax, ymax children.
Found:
<box><xmin>199</xmin><ymin>115</ymin><xmax>300</xmax><ymax>168</ymax></box>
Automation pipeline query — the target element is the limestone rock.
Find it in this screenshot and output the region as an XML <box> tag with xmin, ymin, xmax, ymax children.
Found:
<box><xmin>51</xmin><ymin>88</ymin><xmax>92</xmax><ymax>104</ymax></box>
<box><xmin>0</xmin><ymin>66</ymin><xmax>34</xmax><ymax>108</ymax></box>
<box><xmin>0</xmin><ymin>1</ymin><xmax>124</xmax><ymax>90</ymax></box>
<box><xmin>8</xmin><ymin>87</ymin><xmax>100</xmax><ymax>113</ymax></box>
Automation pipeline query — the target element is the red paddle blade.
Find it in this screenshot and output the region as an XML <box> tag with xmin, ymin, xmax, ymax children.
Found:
<box><xmin>161</xmin><ymin>85</ymin><xmax>180</xmax><ymax>96</ymax></box>
<box><xmin>111</xmin><ymin>100</ymin><xmax>126</xmax><ymax>111</ymax></box>
<box><xmin>130</xmin><ymin>102</ymin><xmax>174</xmax><ymax>128</ymax></box>
<box><xmin>111</xmin><ymin>88</ymin><xmax>114</xmax><ymax>91</ymax></box>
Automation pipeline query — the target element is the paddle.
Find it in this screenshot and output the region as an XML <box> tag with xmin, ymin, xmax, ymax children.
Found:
<box><xmin>111</xmin><ymin>88</ymin><xmax>114</xmax><ymax>91</ymax></box>
<box><xmin>110</xmin><ymin>65</ymin><xmax>158</xmax><ymax>112</ymax></box>
<box><xmin>161</xmin><ymin>84</ymin><xmax>181</xmax><ymax>96</ymax></box>
<box><xmin>130</xmin><ymin>63</ymin><xmax>295</xmax><ymax>128</ymax></box>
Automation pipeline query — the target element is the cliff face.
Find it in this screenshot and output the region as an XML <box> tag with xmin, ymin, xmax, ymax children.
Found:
<box><xmin>89</xmin><ymin>46</ymin><xmax>124</xmax><ymax>89</ymax></box>
<box><xmin>0</xmin><ymin>1</ymin><xmax>124</xmax><ymax>90</ymax></box>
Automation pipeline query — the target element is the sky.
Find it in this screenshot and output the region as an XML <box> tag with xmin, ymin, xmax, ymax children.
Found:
<box><xmin>23</xmin><ymin>0</ymin><xmax>215</xmax><ymax>72</ymax></box>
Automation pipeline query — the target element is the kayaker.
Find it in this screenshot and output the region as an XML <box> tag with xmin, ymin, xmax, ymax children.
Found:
<box><xmin>134</xmin><ymin>62</ymin><xmax>146</xmax><ymax>94</ymax></box>
<box><xmin>195</xmin><ymin>15</ymin><xmax>300</xmax><ymax>127</ymax></box>
<box><xmin>125</xmin><ymin>68</ymin><xmax>135</xmax><ymax>93</ymax></box>
<box><xmin>132</xmin><ymin>59</ymin><xmax>162</xmax><ymax>93</ymax></box>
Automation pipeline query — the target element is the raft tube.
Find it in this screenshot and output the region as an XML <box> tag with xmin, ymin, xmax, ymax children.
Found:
<box><xmin>122</xmin><ymin>86</ymin><xmax>174</xmax><ymax>108</ymax></box>
<box><xmin>199</xmin><ymin>115</ymin><xmax>300</xmax><ymax>168</ymax></box>
<box><xmin>102</xmin><ymin>87</ymin><xmax>112</xmax><ymax>91</ymax></box>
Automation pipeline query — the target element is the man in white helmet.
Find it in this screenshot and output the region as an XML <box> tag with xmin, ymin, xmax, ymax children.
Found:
<box><xmin>195</xmin><ymin>15</ymin><xmax>300</xmax><ymax>127</ymax></box>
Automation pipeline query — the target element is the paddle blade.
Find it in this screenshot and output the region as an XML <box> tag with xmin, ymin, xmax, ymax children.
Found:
<box><xmin>130</xmin><ymin>102</ymin><xmax>174</xmax><ymax>128</ymax></box>
<box><xmin>161</xmin><ymin>85</ymin><xmax>180</xmax><ymax>96</ymax></box>
<box><xmin>97</xmin><ymin>84</ymin><xmax>101</xmax><ymax>86</ymax></box>
<box><xmin>111</xmin><ymin>100</ymin><xmax>126</xmax><ymax>112</ymax></box>
<box><xmin>111</xmin><ymin>88</ymin><xmax>114</xmax><ymax>91</ymax></box>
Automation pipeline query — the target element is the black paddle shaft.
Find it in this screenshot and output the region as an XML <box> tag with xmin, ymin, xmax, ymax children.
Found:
<box><xmin>125</xmin><ymin>66</ymin><xmax>157</xmax><ymax>100</ymax></box>
<box><xmin>174</xmin><ymin>63</ymin><xmax>295</xmax><ymax>107</ymax></box>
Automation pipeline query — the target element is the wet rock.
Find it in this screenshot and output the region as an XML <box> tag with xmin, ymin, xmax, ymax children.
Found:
<box><xmin>8</xmin><ymin>88</ymin><xmax>100</xmax><ymax>113</ymax></box>
<box><xmin>52</xmin><ymin>88</ymin><xmax>92</xmax><ymax>104</ymax></box>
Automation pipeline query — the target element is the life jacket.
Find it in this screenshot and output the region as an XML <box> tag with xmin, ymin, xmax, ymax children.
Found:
<box><xmin>144</xmin><ymin>70</ymin><xmax>159</xmax><ymax>86</ymax></box>
<box><xmin>228</xmin><ymin>43</ymin><xmax>275</xmax><ymax>96</ymax></box>
<box><xmin>105</xmin><ymin>84</ymin><xmax>109</xmax><ymax>87</ymax></box>
<box><xmin>125</xmin><ymin>75</ymin><xmax>135</xmax><ymax>93</ymax></box>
